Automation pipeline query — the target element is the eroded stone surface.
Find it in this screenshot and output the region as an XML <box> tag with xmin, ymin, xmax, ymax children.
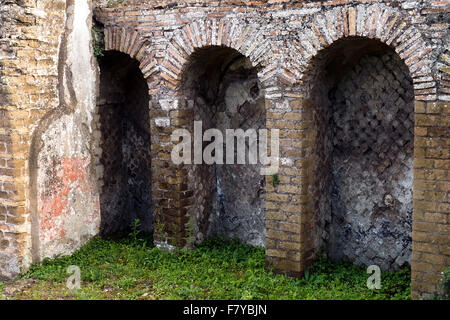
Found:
<box><xmin>183</xmin><ymin>49</ymin><xmax>266</xmax><ymax>246</ymax></box>
<box><xmin>306</xmin><ymin>43</ymin><xmax>415</xmax><ymax>271</ymax></box>
<box><xmin>96</xmin><ymin>51</ymin><xmax>152</xmax><ymax>235</ymax></box>
<box><xmin>329</xmin><ymin>52</ymin><xmax>414</xmax><ymax>270</ymax></box>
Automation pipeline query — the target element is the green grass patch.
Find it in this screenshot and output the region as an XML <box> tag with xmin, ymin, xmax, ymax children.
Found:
<box><xmin>4</xmin><ymin>234</ymin><xmax>411</xmax><ymax>300</ymax></box>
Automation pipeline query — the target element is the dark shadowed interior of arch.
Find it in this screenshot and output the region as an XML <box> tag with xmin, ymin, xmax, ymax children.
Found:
<box><xmin>96</xmin><ymin>51</ymin><xmax>152</xmax><ymax>235</ymax></box>
<box><xmin>304</xmin><ymin>37</ymin><xmax>414</xmax><ymax>271</ymax></box>
<box><xmin>181</xmin><ymin>46</ymin><xmax>266</xmax><ymax>246</ymax></box>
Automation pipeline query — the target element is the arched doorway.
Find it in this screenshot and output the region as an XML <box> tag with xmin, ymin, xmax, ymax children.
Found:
<box><xmin>96</xmin><ymin>51</ymin><xmax>153</xmax><ymax>235</ymax></box>
<box><xmin>303</xmin><ymin>37</ymin><xmax>414</xmax><ymax>270</ymax></box>
<box><xmin>179</xmin><ymin>46</ymin><xmax>267</xmax><ymax>246</ymax></box>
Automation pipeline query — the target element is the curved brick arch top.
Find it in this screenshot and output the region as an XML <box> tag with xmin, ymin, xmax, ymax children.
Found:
<box><xmin>283</xmin><ymin>4</ymin><xmax>436</xmax><ymax>99</ymax></box>
<box><xmin>160</xmin><ymin>18</ymin><xmax>278</xmax><ymax>91</ymax></box>
<box><xmin>104</xmin><ymin>27</ymin><xmax>158</xmax><ymax>79</ymax></box>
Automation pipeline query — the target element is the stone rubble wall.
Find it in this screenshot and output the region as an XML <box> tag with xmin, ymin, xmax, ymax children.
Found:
<box><xmin>0</xmin><ymin>0</ymin><xmax>68</xmax><ymax>279</ymax></box>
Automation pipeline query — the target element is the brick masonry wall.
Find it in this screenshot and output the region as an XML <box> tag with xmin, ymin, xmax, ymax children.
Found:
<box><xmin>0</xmin><ymin>0</ymin><xmax>67</xmax><ymax>279</ymax></box>
<box><xmin>1</xmin><ymin>0</ymin><xmax>100</xmax><ymax>279</ymax></box>
<box><xmin>95</xmin><ymin>51</ymin><xmax>153</xmax><ymax>234</ymax></box>
<box><xmin>412</xmin><ymin>100</ymin><xmax>449</xmax><ymax>297</ymax></box>
<box><xmin>93</xmin><ymin>0</ymin><xmax>449</xmax><ymax>298</ymax></box>
<box><xmin>0</xmin><ymin>0</ymin><xmax>446</xmax><ymax>299</ymax></box>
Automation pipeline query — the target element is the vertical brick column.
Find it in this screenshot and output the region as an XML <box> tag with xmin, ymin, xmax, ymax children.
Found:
<box><xmin>265</xmin><ymin>97</ymin><xmax>312</xmax><ymax>276</ymax></box>
<box><xmin>411</xmin><ymin>100</ymin><xmax>449</xmax><ymax>298</ymax></box>
<box><xmin>151</xmin><ymin>97</ymin><xmax>191</xmax><ymax>248</ymax></box>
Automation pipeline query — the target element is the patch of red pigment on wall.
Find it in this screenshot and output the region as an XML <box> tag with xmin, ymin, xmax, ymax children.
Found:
<box><xmin>39</xmin><ymin>155</ymin><xmax>99</xmax><ymax>242</ymax></box>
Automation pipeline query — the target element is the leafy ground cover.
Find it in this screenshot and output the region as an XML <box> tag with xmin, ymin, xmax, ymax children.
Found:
<box><xmin>0</xmin><ymin>233</ymin><xmax>411</xmax><ymax>300</ymax></box>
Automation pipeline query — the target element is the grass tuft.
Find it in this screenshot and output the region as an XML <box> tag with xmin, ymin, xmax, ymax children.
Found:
<box><xmin>3</xmin><ymin>234</ymin><xmax>412</xmax><ymax>300</ymax></box>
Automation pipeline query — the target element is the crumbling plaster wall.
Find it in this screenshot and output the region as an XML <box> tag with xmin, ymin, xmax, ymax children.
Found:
<box><xmin>329</xmin><ymin>51</ymin><xmax>414</xmax><ymax>270</ymax></box>
<box><xmin>304</xmin><ymin>40</ymin><xmax>415</xmax><ymax>271</ymax></box>
<box><xmin>30</xmin><ymin>0</ymin><xmax>100</xmax><ymax>263</ymax></box>
<box><xmin>214</xmin><ymin>60</ymin><xmax>266</xmax><ymax>247</ymax></box>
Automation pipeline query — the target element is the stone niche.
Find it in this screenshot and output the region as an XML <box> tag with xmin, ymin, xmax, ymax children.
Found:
<box><xmin>305</xmin><ymin>38</ymin><xmax>415</xmax><ymax>270</ymax></box>
<box><xmin>181</xmin><ymin>46</ymin><xmax>266</xmax><ymax>246</ymax></box>
<box><xmin>96</xmin><ymin>51</ymin><xmax>153</xmax><ymax>235</ymax></box>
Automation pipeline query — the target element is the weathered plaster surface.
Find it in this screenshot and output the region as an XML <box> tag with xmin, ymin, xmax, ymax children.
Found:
<box><xmin>32</xmin><ymin>0</ymin><xmax>100</xmax><ymax>262</ymax></box>
<box><xmin>37</xmin><ymin>115</ymin><xmax>99</xmax><ymax>258</ymax></box>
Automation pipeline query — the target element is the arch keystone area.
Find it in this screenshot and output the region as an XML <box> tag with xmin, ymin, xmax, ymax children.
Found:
<box><xmin>103</xmin><ymin>27</ymin><xmax>158</xmax><ymax>79</ymax></box>
<box><xmin>159</xmin><ymin>18</ymin><xmax>278</xmax><ymax>90</ymax></box>
<box><xmin>283</xmin><ymin>4</ymin><xmax>436</xmax><ymax>99</ymax></box>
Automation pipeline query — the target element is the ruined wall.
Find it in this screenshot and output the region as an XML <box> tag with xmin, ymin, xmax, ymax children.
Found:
<box><xmin>96</xmin><ymin>51</ymin><xmax>152</xmax><ymax>235</ymax></box>
<box><xmin>0</xmin><ymin>0</ymin><xmax>101</xmax><ymax>277</ymax></box>
<box><xmin>31</xmin><ymin>0</ymin><xmax>100</xmax><ymax>262</ymax></box>
<box><xmin>305</xmin><ymin>41</ymin><xmax>415</xmax><ymax>271</ymax></box>
<box><xmin>0</xmin><ymin>0</ymin><xmax>447</xmax><ymax>300</ymax></box>
<box><xmin>182</xmin><ymin>47</ymin><xmax>266</xmax><ymax>246</ymax></box>
<box><xmin>329</xmin><ymin>50</ymin><xmax>414</xmax><ymax>270</ymax></box>
<box><xmin>281</xmin><ymin>4</ymin><xmax>449</xmax><ymax>298</ymax></box>
<box><xmin>214</xmin><ymin>57</ymin><xmax>266</xmax><ymax>247</ymax></box>
<box><xmin>0</xmin><ymin>0</ymin><xmax>68</xmax><ymax>278</ymax></box>
<box><xmin>93</xmin><ymin>0</ymin><xmax>449</xmax><ymax>298</ymax></box>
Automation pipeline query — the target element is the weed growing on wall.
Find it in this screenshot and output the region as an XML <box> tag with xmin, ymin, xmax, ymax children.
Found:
<box><xmin>107</xmin><ymin>0</ymin><xmax>125</xmax><ymax>8</ymax></box>
<box><xmin>184</xmin><ymin>216</ymin><xmax>196</xmax><ymax>249</ymax></box>
<box><xmin>92</xmin><ymin>26</ymin><xmax>104</xmax><ymax>57</ymax></box>
<box><xmin>440</xmin><ymin>268</ymin><xmax>450</xmax><ymax>298</ymax></box>
<box><xmin>153</xmin><ymin>220</ymin><xmax>166</xmax><ymax>242</ymax></box>
<box><xmin>129</xmin><ymin>219</ymin><xmax>141</xmax><ymax>243</ymax></box>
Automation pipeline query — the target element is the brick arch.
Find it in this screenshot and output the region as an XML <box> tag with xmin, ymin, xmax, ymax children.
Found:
<box><xmin>437</xmin><ymin>49</ymin><xmax>450</xmax><ymax>99</ymax></box>
<box><xmin>270</xmin><ymin>3</ymin><xmax>443</xmax><ymax>299</ymax></box>
<box><xmin>103</xmin><ymin>27</ymin><xmax>158</xmax><ymax>79</ymax></box>
<box><xmin>148</xmin><ymin>18</ymin><xmax>279</xmax><ymax>248</ymax></box>
<box><xmin>95</xmin><ymin>28</ymin><xmax>158</xmax><ymax>237</ymax></box>
<box><xmin>159</xmin><ymin>18</ymin><xmax>278</xmax><ymax>91</ymax></box>
<box><xmin>283</xmin><ymin>4</ymin><xmax>435</xmax><ymax>93</ymax></box>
